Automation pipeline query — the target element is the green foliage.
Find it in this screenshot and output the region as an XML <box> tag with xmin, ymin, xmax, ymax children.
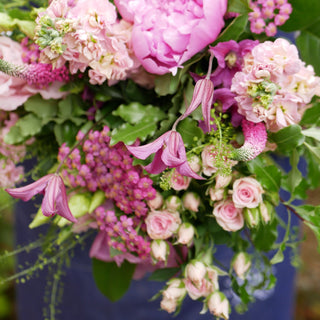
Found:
<box><xmin>247</xmin><ymin>157</ymin><xmax>281</xmax><ymax>193</ymax></box>
<box><xmin>227</xmin><ymin>0</ymin><xmax>251</xmax><ymax>14</ymax></box>
<box><xmin>176</xmin><ymin>118</ymin><xmax>204</xmax><ymax>147</ymax></box>
<box><xmin>269</xmin><ymin>125</ymin><xmax>305</xmax><ymax>154</ymax></box>
<box><xmin>110</xmin><ymin>102</ymin><xmax>166</xmax><ymax>145</ymax></box>
<box><xmin>148</xmin><ymin>267</ymin><xmax>180</xmax><ymax>282</ymax></box>
<box><xmin>214</xmin><ymin>14</ymin><xmax>248</xmax><ymax>44</ymax></box>
<box><xmin>281</xmin><ymin>0</ymin><xmax>320</xmax><ymax>32</ymax></box>
<box><xmin>92</xmin><ymin>259</ymin><xmax>136</xmax><ymax>302</ymax></box>
<box><xmin>296</xmin><ymin>30</ymin><xmax>320</xmax><ymax>76</ymax></box>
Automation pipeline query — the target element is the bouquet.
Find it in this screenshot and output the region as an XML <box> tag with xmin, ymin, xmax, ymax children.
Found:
<box><xmin>1</xmin><ymin>0</ymin><xmax>320</xmax><ymax>318</ymax></box>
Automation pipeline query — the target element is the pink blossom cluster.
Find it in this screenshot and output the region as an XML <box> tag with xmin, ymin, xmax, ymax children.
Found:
<box><xmin>0</xmin><ymin>113</ymin><xmax>26</xmax><ymax>188</ymax></box>
<box><xmin>58</xmin><ymin>126</ymin><xmax>156</xmax><ymax>219</ymax></box>
<box><xmin>114</xmin><ymin>0</ymin><xmax>227</xmax><ymax>75</ymax></box>
<box><xmin>248</xmin><ymin>0</ymin><xmax>292</xmax><ymax>36</ymax></box>
<box><xmin>36</xmin><ymin>0</ymin><xmax>141</xmax><ymax>85</ymax></box>
<box><xmin>0</xmin><ymin>36</ymin><xmax>67</xmax><ymax>111</ymax></box>
<box><xmin>93</xmin><ymin>206</ymin><xmax>151</xmax><ymax>260</ymax></box>
<box><xmin>210</xmin><ymin>175</ymin><xmax>265</xmax><ymax>231</ymax></box>
<box><xmin>231</xmin><ymin>38</ymin><xmax>320</xmax><ymax>131</ymax></box>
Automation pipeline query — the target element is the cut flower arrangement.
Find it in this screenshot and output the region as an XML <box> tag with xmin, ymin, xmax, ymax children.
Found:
<box><xmin>1</xmin><ymin>0</ymin><xmax>320</xmax><ymax>318</ymax></box>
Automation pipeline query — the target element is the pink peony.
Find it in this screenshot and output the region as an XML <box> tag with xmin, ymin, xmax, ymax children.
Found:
<box><xmin>145</xmin><ymin>209</ymin><xmax>181</xmax><ymax>240</ymax></box>
<box><xmin>115</xmin><ymin>0</ymin><xmax>227</xmax><ymax>75</ymax></box>
<box><xmin>232</xmin><ymin>177</ymin><xmax>264</xmax><ymax>209</ymax></box>
<box><xmin>213</xmin><ymin>198</ymin><xmax>244</xmax><ymax>232</ymax></box>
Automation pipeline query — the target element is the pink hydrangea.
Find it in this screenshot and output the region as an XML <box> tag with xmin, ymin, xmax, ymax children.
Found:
<box><xmin>114</xmin><ymin>0</ymin><xmax>227</xmax><ymax>75</ymax></box>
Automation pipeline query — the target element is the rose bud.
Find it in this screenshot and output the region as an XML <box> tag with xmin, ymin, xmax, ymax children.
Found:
<box><xmin>177</xmin><ymin>222</ymin><xmax>195</xmax><ymax>246</ymax></box>
<box><xmin>185</xmin><ymin>260</ymin><xmax>207</xmax><ymax>286</ymax></box>
<box><xmin>182</xmin><ymin>192</ymin><xmax>200</xmax><ymax>212</ymax></box>
<box><xmin>207</xmin><ymin>291</ymin><xmax>230</xmax><ymax>320</ymax></box>
<box><xmin>147</xmin><ymin>191</ymin><xmax>164</xmax><ymax>210</ymax></box>
<box><xmin>243</xmin><ymin>207</ymin><xmax>260</xmax><ymax>228</ymax></box>
<box><xmin>165</xmin><ymin>195</ymin><xmax>182</xmax><ymax>212</ymax></box>
<box><xmin>151</xmin><ymin>240</ymin><xmax>169</xmax><ymax>262</ymax></box>
<box><xmin>259</xmin><ymin>201</ymin><xmax>274</xmax><ymax>224</ymax></box>
<box><xmin>232</xmin><ymin>252</ymin><xmax>251</xmax><ymax>280</ymax></box>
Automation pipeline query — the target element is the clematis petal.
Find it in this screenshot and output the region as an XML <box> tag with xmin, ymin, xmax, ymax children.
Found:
<box><xmin>5</xmin><ymin>174</ymin><xmax>54</xmax><ymax>201</ymax></box>
<box><xmin>42</xmin><ymin>174</ymin><xmax>59</xmax><ymax>217</ymax></box>
<box><xmin>54</xmin><ymin>176</ymin><xmax>78</xmax><ymax>222</ymax></box>
<box><xmin>178</xmin><ymin>162</ymin><xmax>204</xmax><ymax>180</ymax></box>
<box><xmin>162</xmin><ymin>131</ymin><xmax>186</xmax><ymax>167</ymax></box>
<box><xmin>145</xmin><ymin>149</ymin><xmax>167</xmax><ymax>174</ymax></box>
<box><xmin>126</xmin><ymin>131</ymin><xmax>171</xmax><ymax>160</ymax></box>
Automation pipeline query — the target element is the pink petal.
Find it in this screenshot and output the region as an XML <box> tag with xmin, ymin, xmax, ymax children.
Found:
<box><xmin>144</xmin><ymin>149</ymin><xmax>167</xmax><ymax>174</ymax></box>
<box><xmin>6</xmin><ymin>174</ymin><xmax>53</xmax><ymax>201</ymax></box>
<box><xmin>126</xmin><ymin>131</ymin><xmax>170</xmax><ymax>160</ymax></box>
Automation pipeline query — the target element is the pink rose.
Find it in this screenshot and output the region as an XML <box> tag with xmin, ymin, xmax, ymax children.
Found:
<box><xmin>115</xmin><ymin>0</ymin><xmax>227</xmax><ymax>74</ymax></box>
<box><xmin>232</xmin><ymin>177</ymin><xmax>264</xmax><ymax>208</ymax></box>
<box><xmin>169</xmin><ymin>169</ymin><xmax>191</xmax><ymax>191</ymax></box>
<box><xmin>213</xmin><ymin>199</ymin><xmax>244</xmax><ymax>232</ymax></box>
<box><xmin>145</xmin><ymin>209</ymin><xmax>180</xmax><ymax>240</ymax></box>
<box><xmin>0</xmin><ymin>37</ymin><xmax>33</xmax><ymax>111</ymax></box>
<box><xmin>184</xmin><ymin>278</ymin><xmax>213</xmax><ymax>300</ymax></box>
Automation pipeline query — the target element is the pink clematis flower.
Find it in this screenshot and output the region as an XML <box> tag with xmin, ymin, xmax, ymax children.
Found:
<box><xmin>177</xmin><ymin>78</ymin><xmax>214</xmax><ymax>133</ymax></box>
<box><xmin>6</xmin><ymin>173</ymin><xmax>77</xmax><ymax>222</ymax></box>
<box><xmin>127</xmin><ymin>130</ymin><xmax>203</xmax><ymax>180</ymax></box>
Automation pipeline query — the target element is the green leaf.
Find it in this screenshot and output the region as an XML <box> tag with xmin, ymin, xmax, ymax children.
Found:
<box><xmin>24</xmin><ymin>95</ymin><xmax>58</xmax><ymax>120</ymax></box>
<box><xmin>110</xmin><ymin>120</ymin><xmax>158</xmax><ymax>146</ymax></box>
<box><xmin>269</xmin><ymin>125</ymin><xmax>305</xmax><ymax>153</ymax></box>
<box><xmin>247</xmin><ymin>158</ymin><xmax>281</xmax><ymax>193</ymax></box>
<box><xmin>300</xmin><ymin>102</ymin><xmax>320</xmax><ymax>126</ymax></box>
<box><xmin>92</xmin><ymin>259</ymin><xmax>136</xmax><ymax>302</ymax></box>
<box><xmin>281</xmin><ymin>0</ymin><xmax>320</xmax><ymax>32</ymax></box>
<box><xmin>214</xmin><ymin>14</ymin><xmax>248</xmax><ymax>44</ymax></box>
<box><xmin>251</xmin><ymin>219</ymin><xmax>278</xmax><ymax>251</ymax></box>
<box><xmin>302</xmin><ymin>127</ymin><xmax>320</xmax><ymax>142</ymax></box>
<box><xmin>112</xmin><ymin>102</ymin><xmax>166</xmax><ymax>124</ymax></box>
<box><xmin>270</xmin><ymin>245</ymin><xmax>285</xmax><ymax>265</ymax></box>
<box><xmin>148</xmin><ymin>267</ymin><xmax>180</xmax><ymax>282</ymax></box>
<box><xmin>304</xmin><ymin>147</ymin><xmax>320</xmax><ymax>188</ymax></box>
<box><xmin>154</xmin><ymin>72</ymin><xmax>183</xmax><ymax>96</ymax></box>
<box><xmin>304</xmin><ymin>142</ymin><xmax>320</xmax><ymax>163</ymax></box>
<box><xmin>296</xmin><ymin>30</ymin><xmax>320</xmax><ymax>75</ymax></box>
<box><xmin>227</xmin><ymin>0</ymin><xmax>251</xmax><ymax>14</ymax></box>
<box><xmin>287</xmin><ymin>149</ymin><xmax>302</xmax><ymax>195</ymax></box>
<box><xmin>176</xmin><ymin>118</ymin><xmax>204</xmax><ymax>147</ymax></box>
<box><xmin>13</xmin><ymin>19</ymin><xmax>36</xmax><ymax>38</ymax></box>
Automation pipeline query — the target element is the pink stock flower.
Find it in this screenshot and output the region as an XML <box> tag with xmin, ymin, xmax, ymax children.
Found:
<box><xmin>115</xmin><ymin>0</ymin><xmax>227</xmax><ymax>75</ymax></box>
<box><xmin>127</xmin><ymin>130</ymin><xmax>203</xmax><ymax>180</ymax></box>
<box><xmin>231</xmin><ymin>119</ymin><xmax>267</xmax><ymax>161</ymax></box>
<box><xmin>6</xmin><ymin>173</ymin><xmax>77</xmax><ymax>222</ymax></box>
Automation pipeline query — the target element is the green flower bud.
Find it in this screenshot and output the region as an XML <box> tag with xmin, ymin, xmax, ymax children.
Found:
<box><xmin>243</xmin><ymin>207</ymin><xmax>260</xmax><ymax>228</ymax></box>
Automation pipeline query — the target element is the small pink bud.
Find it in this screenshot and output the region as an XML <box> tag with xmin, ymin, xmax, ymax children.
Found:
<box><xmin>232</xmin><ymin>252</ymin><xmax>251</xmax><ymax>279</ymax></box>
<box><xmin>151</xmin><ymin>240</ymin><xmax>169</xmax><ymax>262</ymax></box>
<box><xmin>165</xmin><ymin>195</ymin><xmax>182</xmax><ymax>212</ymax></box>
<box><xmin>207</xmin><ymin>292</ymin><xmax>230</xmax><ymax>319</ymax></box>
<box><xmin>147</xmin><ymin>191</ymin><xmax>163</xmax><ymax>210</ymax></box>
<box><xmin>183</xmin><ymin>192</ymin><xmax>200</xmax><ymax>212</ymax></box>
<box><xmin>177</xmin><ymin>223</ymin><xmax>195</xmax><ymax>246</ymax></box>
<box><xmin>209</xmin><ymin>187</ymin><xmax>225</xmax><ymax>202</ymax></box>
<box><xmin>185</xmin><ymin>260</ymin><xmax>207</xmax><ymax>285</ymax></box>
